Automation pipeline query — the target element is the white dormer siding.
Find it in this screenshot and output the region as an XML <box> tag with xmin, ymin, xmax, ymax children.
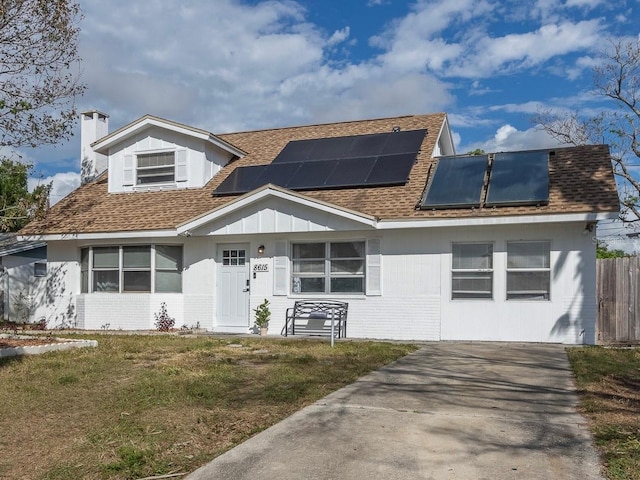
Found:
<box><xmin>107</xmin><ymin>126</ymin><xmax>235</xmax><ymax>193</ymax></box>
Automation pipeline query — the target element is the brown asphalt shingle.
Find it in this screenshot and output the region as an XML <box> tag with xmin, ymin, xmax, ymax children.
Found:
<box><xmin>20</xmin><ymin>113</ymin><xmax>619</xmax><ymax>235</ymax></box>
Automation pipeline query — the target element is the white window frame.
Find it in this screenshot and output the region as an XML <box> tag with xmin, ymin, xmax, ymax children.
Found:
<box><xmin>136</xmin><ymin>150</ymin><xmax>176</xmax><ymax>186</ymax></box>
<box><xmin>506</xmin><ymin>241</ymin><xmax>551</xmax><ymax>301</ymax></box>
<box><xmin>451</xmin><ymin>242</ymin><xmax>493</xmax><ymax>300</ymax></box>
<box><xmin>80</xmin><ymin>245</ymin><xmax>183</xmax><ymax>294</ymax></box>
<box><xmin>291</xmin><ymin>241</ymin><xmax>366</xmax><ymax>294</ymax></box>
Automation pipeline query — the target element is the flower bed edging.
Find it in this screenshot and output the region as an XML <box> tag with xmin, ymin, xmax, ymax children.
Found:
<box><xmin>0</xmin><ymin>338</ymin><xmax>98</xmax><ymax>358</ymax></box>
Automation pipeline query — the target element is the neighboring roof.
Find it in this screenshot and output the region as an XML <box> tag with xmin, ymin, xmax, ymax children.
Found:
<box><xmin>0</xmin><ymin>235</ymin><xmax>47</xmax><ymax>257</ymax></box>
<box><xmin>20</xmin><ymin>112</ymin><xmax>620</xmax><ymax>236</ymax></box>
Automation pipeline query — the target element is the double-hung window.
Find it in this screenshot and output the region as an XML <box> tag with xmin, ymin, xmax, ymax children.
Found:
<box><xmin>137</xmin><ymin>152</ymin><xmax>175</xmax><ymax>185</ymax></box>
<box><xmin>81</xmin><ymin>245</ymin><xmax>183</xmax><ymax>293</ymax></box>
<box><xmin>291</xmin><ymin>241</ymin><xmax>365</xmax><ymax>294</ymax></box>
<box><xmin>92</xmin><ymin>247</ymin><xmax>119</xmax><ymax>292</ymax></box>
<box><xmin>506</xmin><ymin>241</ymin><xmax>550</xmax><ymax>300</ymax></box>
<box><xmin>156</xmin><ymin>245</ymin><xmax>183</xmax><ymax>292</ymax></box>
<box><xmin>123</xmin><ymin>246</ymin><xmax>151</xmax><ymax>292</ymax></box>
<box><xmin>451</xmin><ymin>243</ymin><xmax>493</xmax><ymax>299</ymax></box>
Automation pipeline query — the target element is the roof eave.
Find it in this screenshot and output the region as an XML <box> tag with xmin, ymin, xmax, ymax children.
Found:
<box><xmin>92</xmin><ymin>115</ymin><xmax>246</xmax><ymax>157</ymax></box>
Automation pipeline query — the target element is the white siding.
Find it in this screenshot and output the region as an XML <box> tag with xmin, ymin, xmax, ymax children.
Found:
<box><xmin>193</xmin><ymin>197</ymin><xmax>373</xmax><ymax>236</ymax></box>
<box><xmin>107</xmin><ymin>126</ymin><xmax>234</xmax><ymax>193</ymax></box>
<box><xmin>42</xmin><ymin>241</ymin><xmax>78</xmax><ymax>329</ymax></box>
<box><xmin>40</xmin><ymin>220</ymin><xmax>598</xmax><ymax>344</ymax></box>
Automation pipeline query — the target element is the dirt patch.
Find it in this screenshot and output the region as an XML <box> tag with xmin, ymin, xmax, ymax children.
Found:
<box><xmin>0</xmin><ymin>336</ymin><xmax>61</xmax><ymax>348</ymax></box>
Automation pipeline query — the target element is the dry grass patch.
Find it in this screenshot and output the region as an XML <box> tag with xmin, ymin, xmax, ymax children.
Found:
<box><xmin>0</xmin><ymin>334</ymin><xmax>416</xmax><ymax>480</ymax></box>
<box><xmin>567</xmin><ymin>347</ymin><xmax>640</xmax><ymax>480</ymax></box>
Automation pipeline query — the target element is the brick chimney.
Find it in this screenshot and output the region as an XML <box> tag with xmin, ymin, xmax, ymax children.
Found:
<box><xmin>80</xmin><ymin>110</ymin><xmax>109</xmax><ymax>183</ymax></box>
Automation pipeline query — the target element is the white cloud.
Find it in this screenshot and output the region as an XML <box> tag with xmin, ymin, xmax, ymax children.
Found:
<box><xmin>327</xmin><ymin>27</ymin><xmax>350</xmax><ymax>46</ymax></box>
<box><xmin>445</xmin><ymin>20</ymin><xmax>604</xmax><ymax>78</ymax></box>
<box><xmin>13</xmin><ymin>0</ymin><xmax>628</xmax><ymax>181</ymax></box>
<box><xmin>464</xmin><ymin>124</ymin><xmax>565</xmax><ymax>152</ymax></box>
<box><xmin>29</xmin><ymin>172</ymin><xmax>81</xmax><ymax>205</ymax></box>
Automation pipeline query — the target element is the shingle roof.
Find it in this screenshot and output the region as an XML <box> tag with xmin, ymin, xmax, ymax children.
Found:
<box><xmin>20</xmin><ymin>113</ymin><xmax>619</xmax><ymax>236</ymax></box>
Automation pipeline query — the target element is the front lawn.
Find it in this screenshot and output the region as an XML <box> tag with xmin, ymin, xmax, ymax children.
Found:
<box><xmin>567</xmin><ymin>347</ymin><xmax>640</xmax><ymax>480</ymax></box>
<box><xmin>0</xmin><ymin>335</ymin><xmax>417</xmax><ymax>480</ymax></box>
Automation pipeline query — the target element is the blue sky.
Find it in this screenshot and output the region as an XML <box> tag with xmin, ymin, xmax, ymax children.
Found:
<box><xmin>16</xmin><ymin>0</ymin><xmax>640</xmax><ymax>209</ymax></box>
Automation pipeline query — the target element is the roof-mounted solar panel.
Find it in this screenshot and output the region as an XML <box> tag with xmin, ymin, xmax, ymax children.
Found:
<box><xmin>214</xmin><ymin>165</ymin><xmax>268</xmax><ymax>195</ymax></box>
<box><xmin>324</xmin><ymin>157</ymin><xmax>376</xmax><ymax>188</ymax></box>
<box><xmin>287</xmin><ymin>160</ymin><xmax>338</xmax><ymax>189</ymax></box>
<box><xmin>272</xmin><ymin>129</ymin><xmax>426</xmax><ymax>164</ymax></box>
<box><xmin>486</xmin><ymin>151</ymin><xmax>549</xmax><ymax>206</ymax></box>
<box><xmin>380</xmin><ymin>129</ymin><xmax>428</xmax><ymax>155</ymax></box>
<box><xmin>365</xmin><ymin>153</ymin><xmax>417</xmax><ymax>186</ymax></box>
<box><xmin>420</xmin><ymin>155</ymin><xmax>488</xmax><ymax>208</ymax></box>
<box><xmin>213</xmin><ymin>128</ymin><xmax>427</xmax><ymax>196</ymax></box>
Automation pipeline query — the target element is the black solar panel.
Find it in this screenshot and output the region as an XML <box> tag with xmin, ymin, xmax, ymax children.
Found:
<box><xmin>421</xmin><ymin>155</ymin><xmax>488</xmax><ymax>208</ymax></box>
<box><xmin>309</xmin><ymin>136</ymin><xmax>355</xmax><ymax>161</ymax></box>
<box><xmin>273</xmin><ymin>139</ymin><xmax>317</xmax><ymax>163</ymax></box>
<box><xmin>325</xmin><ymin>157</ymin><xmax>376</xmax><ymax>188</ymax></box>
<box><xmin>287</xmin><ymin>160</ymin><xmax>338</xmax><ymax>189</ymax></box>
<box><xmin>344</xmin><ymin>133</ymin><xmax>389</xmax><ymax>158</ymax></box>
<box><xmin>366</xmin><ymin>153</ymin><xmax>416</xmax><ymax>185</ymax></box>
<box><xmin>273</xmin><ymin>129</ymin><xmax>426</xmax><ymax>163</ymax></box>
<box><xmin>213</xmin><ymin>128</ymin><xmax>426</xmax><ymax>196</ymax></box>
<box><xmin>256</xmin><ymin>162</ymin><xmax>301</xmax><ymax>189</ymax></box>
<box><xmin>486</xmin><ymin>151</ymin><xmax>549</xmax><ymax>206</ymax></box>
<box><xmin>380</xmin><ymin>129</ymin><xmax>428</xmax><ymax>155</ymax></box>
<box><xmin>214</xmin><ymin>165</ymin><xmax>268</xmax><ymax>195</ymax></box>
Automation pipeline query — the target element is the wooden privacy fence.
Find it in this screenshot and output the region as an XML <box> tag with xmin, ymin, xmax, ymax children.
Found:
<box><xmin>597</xmin><ymin>257</ymin><xmax>640</xmax><ymax>344</ymax></box>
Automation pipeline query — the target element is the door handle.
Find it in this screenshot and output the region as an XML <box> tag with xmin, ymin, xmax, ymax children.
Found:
<box><xmin>243</xmin><ymin>288</ymin><xmax>250</xmax><ymax>292</ymax></box>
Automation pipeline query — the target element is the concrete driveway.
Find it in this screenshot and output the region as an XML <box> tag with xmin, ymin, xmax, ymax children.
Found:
<box><xmin>187</xmin><ymin>342</ymin><xmax>603</xmax><ymax>480</ymax></box>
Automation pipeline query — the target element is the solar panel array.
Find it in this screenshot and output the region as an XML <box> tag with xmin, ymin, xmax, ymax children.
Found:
<box><xmin>213</xmin><ymin>129</ymin><xmax>426</xmax><ymax>195</ymax></box>
<box><xmin>420</xmin><ymin>150</ymin><xmax>550</xmax><ymax>209</ymax></box>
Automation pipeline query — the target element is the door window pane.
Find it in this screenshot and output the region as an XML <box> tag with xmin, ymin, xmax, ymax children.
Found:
<box><xmin>223</xmin><ymin>249</ymin><xmax>246</xmax><ymax>266</ymax></box>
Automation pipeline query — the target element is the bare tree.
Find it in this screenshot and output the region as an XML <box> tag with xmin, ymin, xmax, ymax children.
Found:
<box><xmin>0</xmin><ymin>0</ymin><xmax>85</xmax><ymax>148</ymax></box>
<box><xmin>536</xmin><ymin>39</ymin><xmax>640</xmax><ymax>223</ymax></box>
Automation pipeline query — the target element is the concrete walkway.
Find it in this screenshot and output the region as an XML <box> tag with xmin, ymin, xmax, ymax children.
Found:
<box><xmin>187</xmin><ymin>342</ymin><xmax>603</xmax><ymax>480</ymax></box>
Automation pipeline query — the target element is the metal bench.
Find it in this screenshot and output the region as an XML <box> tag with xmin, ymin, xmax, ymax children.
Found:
<box><xmin>283</xmin><ymin>300</ymin><xmax>348</xmax><ymax>338</ymax></box>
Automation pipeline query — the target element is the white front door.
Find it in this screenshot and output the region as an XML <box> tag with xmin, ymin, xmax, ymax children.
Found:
<box><xmin>216</xmin><ymin>244</ymin><xmax>250</xmax><ymax>331</ymax></box>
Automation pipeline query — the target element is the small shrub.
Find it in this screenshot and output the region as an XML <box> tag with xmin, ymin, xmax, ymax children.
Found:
<box><xmin>154</xmin><ymin>303</ymin><xmax>175</xmax><ymax>332</ymax></box>
<box><xmin>254</xmin><ymin>299</ymin><xmax>271</xmax><ymax>329</ymax></box>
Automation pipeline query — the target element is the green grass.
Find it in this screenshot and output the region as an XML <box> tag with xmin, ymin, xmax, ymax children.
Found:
<box><xmin>0</xmin><ymin>334</ymin><xmax>417</xmax><ymax>480</ymax></box>
<box><xmin>567</xmin><ymin>347</ymin><xmax>640</xmax><ymax>480</ymax></box>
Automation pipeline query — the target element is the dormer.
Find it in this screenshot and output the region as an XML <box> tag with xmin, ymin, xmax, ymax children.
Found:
<box><xmin>87</xmin><ymin>114</ymin><xmax>245</xmax><ymax>193</ymax></box>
